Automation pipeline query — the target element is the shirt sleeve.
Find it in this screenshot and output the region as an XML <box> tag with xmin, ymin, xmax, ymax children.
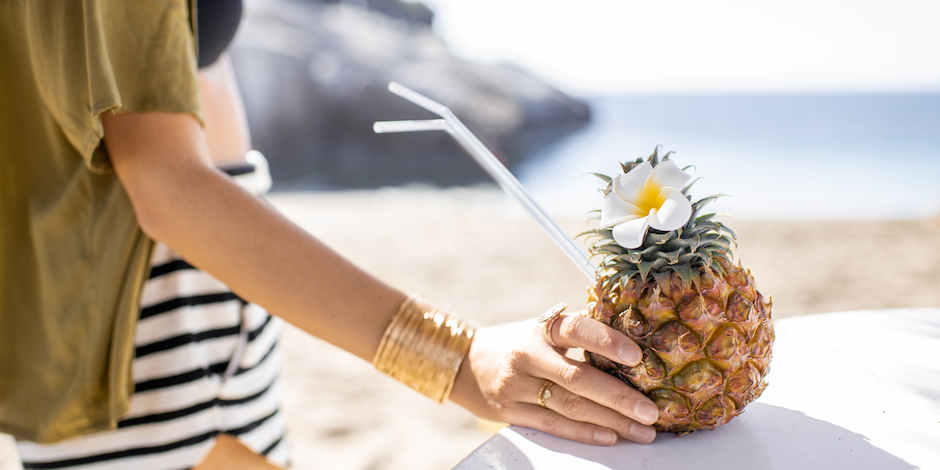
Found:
<box><xmin>23</xmin><ymin>0</ymin><xmax>202</xmax><ymax>173</ymax></box>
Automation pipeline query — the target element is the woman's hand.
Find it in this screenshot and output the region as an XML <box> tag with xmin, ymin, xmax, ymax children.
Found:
<box><xmin>449</xmin><ymin>312</ymin><xmax>659</xmax><ymax>446</ymax></box>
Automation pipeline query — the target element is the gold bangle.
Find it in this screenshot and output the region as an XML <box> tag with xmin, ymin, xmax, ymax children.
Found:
<box><xmin>373</xmin><ymin>295</ymin><xmax>476</xmax><ymax>403</ymax></box>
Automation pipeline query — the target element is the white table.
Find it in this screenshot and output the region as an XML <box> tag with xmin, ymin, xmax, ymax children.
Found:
<box><xmin>454</xmin><ymin>309</ymin><xmax>940</xmax><ymax>470</ymax></box>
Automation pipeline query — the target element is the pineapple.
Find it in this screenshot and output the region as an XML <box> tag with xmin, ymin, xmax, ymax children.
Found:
<box><xmin>580</xmin><ymin>148</ymin><xmax>773</xmax><ymax>434</ymax></box>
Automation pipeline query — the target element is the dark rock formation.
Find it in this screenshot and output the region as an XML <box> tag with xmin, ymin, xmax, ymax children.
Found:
<box><xmin>231</xmin><ymin>0</ymin><xmax>590</xmax><ymax>187</ymax></box>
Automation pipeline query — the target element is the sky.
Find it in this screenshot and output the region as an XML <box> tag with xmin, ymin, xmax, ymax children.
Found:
<box><xmin>421</xmin><ymin>0</ymin><xmax>940</xmax><ymax>95</ymax></box>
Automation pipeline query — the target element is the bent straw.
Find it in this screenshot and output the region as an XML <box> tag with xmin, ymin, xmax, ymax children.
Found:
<box><xmin>374</xmin><ymin>82</ymin><xmax>596</xmax><ymax>280</ymax></box>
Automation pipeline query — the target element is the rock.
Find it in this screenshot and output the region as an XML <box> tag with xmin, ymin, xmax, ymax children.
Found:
<box><xmin>317</xmin><ymin>0</ymin><xmax>434</xmax><ymax>28</ymax></box>
<box><xmin>231</xmin><ymin>0</ymin><xmax>591</xmax><ymax>187</ymax></box>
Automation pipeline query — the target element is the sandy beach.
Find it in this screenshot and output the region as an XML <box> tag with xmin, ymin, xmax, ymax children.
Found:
<box><xmin>2</xmin><ymin>188</ymin><xmax>938</xmax><ymax>469</ymax></box>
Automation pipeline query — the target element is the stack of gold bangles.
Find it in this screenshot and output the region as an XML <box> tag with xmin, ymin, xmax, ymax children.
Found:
<box><xmin>372</xmin><ymin>295</ymin><xmax>477</xmax><ymax>403</ymax></box>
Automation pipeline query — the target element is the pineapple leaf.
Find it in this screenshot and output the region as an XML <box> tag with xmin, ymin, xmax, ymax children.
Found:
<box><xmin>682</xmin><ymin>177</ymin><xmax>703</xmax><ymax>196</ymax></box>
<box><xmin>717</xmin><ymin>224</ymin><xmax>737</xmax><ymax>240</ymax></box>
<box><xmin>592</xmin><ymin>237</ymin><xmax>618</xmax><ymax>249</ymax></box>
<box><xmin>602</xmin><ymin>253</ymin><xmax>623</xmax><ymax>265</ymax></box>
<box><xmin>682</xmin><ymin>164</ymin><xmax>697</xmax><ymax>172</ymax></box>
<box><xmin>684</xmin><ymin>228</ymin><xmax>712</xmax><ymax>241</ymax></box>
<box><xmin>695</xmin><ymin>213</ymin><xmax>717</xmax><ymax>223</ymax></box>
<box><xmin>575</xmin><ymin>229</ymin><xmax>603</xmax><ymax>240</ymax></box>
<box><xmin>619</xmin><ymin>251</ymin><xmax>643</xmax><ymax>264</ymax></box>
<box><xmin>647</xmin><ymin>232</ymin><xmax>672</xmax><ymax>245</ymax></box>
<box><xmin>711</xmin><ymin>260</ymin><xmax>727</xmax><ymax>277</ymax></box>
<box><xmin>672</xmin><ymin>263</ymin><xmax>694</xmax><ymax>290</ymax></box>
<box><xmin>609</xmin><ymin>262</ymin><xmax>640</xmax><ymax>272</ymax></box>
<box><xmin>649</xmin><ymin>145</ymin><xmax>661</xmax><ymax>166</ymax></box>
<box><xmin>693</xmin><ymin>194</ymin><xmax>729</xmax><ymax>208</ymax></box>
<box><xmin>684</xmin><ymin>237</ymin><xmax>704</xmax><ymax>253</ymax></box>
<box><xmin>696</xmin><ymin>221</ymin><xmax>725</xmax><ymax>233</ymax></box>
<box><xmin>654</xmin><ymin>249</ymin><xmax>683</xmax><ymax>265</ymax></box>
<box><xmin>650</xmin><ymin>258</ymin><xmax>669</xmax><ymax>271</ymax></box>
<box><xmin>699</xmin><ymin>240</ymin><xmax>730</xmax><ymax>252</ymax></box>
<box><xmin>638</xmin><ymin>261</ymin><xmax>657</xmax><ymax>282</ymax></box>
<box><xmin>603</xmin><ymin>273</ymin><xmax>622</xmax><ymax>292</ymax></box>
<box><xmin>700</xmin><ymin>232</ymin><xmax>721</xmax><ymax>241</ymax></box>
<box><xmin>664</xmin><ymin>238</ymin><xmax>692</xmax><ymax>251</ymax></box>
<box><xmin>690</xmin><ymin>194</ymin><xmax>728</xmax><ymax>217</ymax></box>
<box><xmin>662</xmin><ymin>150</ymin><xmax>676</xmax><ymax>161</ymax></box>
<box><xmin>688</xmin><ymin>197</ymin><xmax>728</xmax><ymax>227</ymax></box>
<box><xmin>587</xmin><ymin>173</ymin><xmax>612</xmax><ymax>183</ymax></box>
<box><xmin>619</xmin><ymin>269</ymin><xmax>641</xmax><ymax>288</ymax></box>
<box><xmin>596</xmin><ymin>243</ymin><xmax>623</xmax><ymax>253</ymax></box>
<box><xmin>695</xmin><ymin>251</ymin><xmax>713</xmax><ymax>268</ymax></box>
<box><xmin>715</xmin><ymin>252</ymin><xmax>733</xmax><ymax>266</ymax></box>
<box><xmin>651</xmin><ymin>271</ymin><xmax>671</xmax><ymax>286</ymax></box>
<box><xmin>638</xmin><ymin>245</ymin><xmax>661</xmax><ymax>260</ymax></box>
<box><xmin>595</xmin><ymin>245</ymin><xmax>624</xmax><ymax>257</ymax></box>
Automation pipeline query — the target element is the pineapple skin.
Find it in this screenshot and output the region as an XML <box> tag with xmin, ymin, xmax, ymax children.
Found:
<box><xmin>584</xmin><ymin>258</ymin><xmax>773</xmax><ymax>433</ymax></box>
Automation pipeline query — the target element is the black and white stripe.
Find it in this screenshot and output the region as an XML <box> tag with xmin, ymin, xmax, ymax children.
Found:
<box><xmin>18</xmin><ymin>158</ymin><xmax>289</xmax><ymax>469</ymax></box>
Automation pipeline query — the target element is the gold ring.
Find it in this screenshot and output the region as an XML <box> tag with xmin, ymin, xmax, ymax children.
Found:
<box><xmin>538</xmin><ymin>303</ymin><xmax>567</xmax><ymax>349</ymax></box>
<box><xmin>537</xmin><ymin>380</ymin><xmax>554</xmax><ymax>409</ymax></box>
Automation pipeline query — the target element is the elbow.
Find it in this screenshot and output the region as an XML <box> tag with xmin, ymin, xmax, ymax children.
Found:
<box><xmin>123</xmin><ymin>177</ymin><xmax>172</xmax><ymax>243</ymax></box>
<box><xmin>132</xmin><ymin>195</ymin><xmax>164</xmax><ymax>241</ymax></box>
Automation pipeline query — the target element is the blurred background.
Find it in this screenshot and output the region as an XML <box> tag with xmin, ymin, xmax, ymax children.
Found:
<box><xmin>232</xmin><ymin>0</ymin><xmax>940</xmax><ymax>220</ymax></box>
<box><xmin>226</xmin><ymin>1</ymin><xmax>940</xmax><ymax>468</ymax></box>
<box><xmin>2</xmin><ymin>0</ymin><xmax>938</xmax><ymax>468</ymax></box>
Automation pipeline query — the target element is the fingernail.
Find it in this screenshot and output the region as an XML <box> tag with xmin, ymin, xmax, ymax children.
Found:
<box><xmin>631</xmin><ymin>423</ymin><xmax>657</xmax><ymax>444</ymax></box>
<box><xmin>617</xmin><ymin>343</ymin><xmax>642</xmax><ymax>366</ymax></box>
<box><xmin>634</xmin><ymin>401</ymin><xmax>659</xmax><ymax>425</ymax></box>
<box><xmin>594</xmin><ymin>429</ymin><xmax>617</xmax><ymax>445</ymax></box>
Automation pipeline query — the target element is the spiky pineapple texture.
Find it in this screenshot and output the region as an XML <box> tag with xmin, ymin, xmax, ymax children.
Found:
<box><xmin>579</xmin><ymin>148</ymin><xmax>774</xmax><ymax>434</ymax></box>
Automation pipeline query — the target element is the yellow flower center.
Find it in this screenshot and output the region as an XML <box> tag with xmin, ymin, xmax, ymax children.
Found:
<box><xmin>635</xmin><ymin>181</ymin><xmax>665</xmax><ymax>215</ymax></box>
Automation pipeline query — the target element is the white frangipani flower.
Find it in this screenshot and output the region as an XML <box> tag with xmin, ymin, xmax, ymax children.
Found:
<box><xmin>600</xmin><ymin>161</ymin><xmax>694</xmax><ymax>249</ymax></box>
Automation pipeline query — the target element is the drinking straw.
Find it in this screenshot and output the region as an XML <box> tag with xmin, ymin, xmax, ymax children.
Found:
<box><xmin>374</xmin><ymin>82</ymin><xmax>596</xmax><ymax>280</ymax></box>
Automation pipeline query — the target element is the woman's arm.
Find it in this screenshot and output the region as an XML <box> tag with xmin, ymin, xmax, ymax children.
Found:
<box><xmin>103</xmin><ymin>111</ymin><xmax>405</xmax><ymax>362</ymax></box>
<box><xmin>103</xmin><ymin>110</ymin><xmax>658</xmax><ymax>445</ymax></box>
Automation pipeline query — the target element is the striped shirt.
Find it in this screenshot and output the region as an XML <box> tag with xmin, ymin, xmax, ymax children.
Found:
<box><xmin>17</xmin><ymin>156</ymin><xmax>289</xmax><ymax>469</ymax></box>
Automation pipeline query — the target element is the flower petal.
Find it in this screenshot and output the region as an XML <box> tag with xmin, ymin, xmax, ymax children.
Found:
<box><xmin>600</xmin><ymin>190</ymin><xmax>643</xmax><ymax>228</ymax></box>
<box><xmin>647</xmin><ymin>161</ymin><xmax>692</xmax><ymax>192</ymax></box>
<box><xmin>613</xmin><ymin>161</ymin><xmax>653</xmax><ymax>203</ymax></box>
<box><xmin>612</xmin><ymin>216</ymin><xmax>652</xmax><ymax>249</ymax></box>
<box><xmin>648</xmin><ymin>187</ymin><xmax>692</xmax><ymax>231</ymax></box>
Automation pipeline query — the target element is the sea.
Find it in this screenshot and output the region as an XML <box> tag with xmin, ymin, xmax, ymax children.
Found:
<box><xmin>515</xmin><ymin>95</ymin><xmax>940</xmax><ymax>220</ymax></box>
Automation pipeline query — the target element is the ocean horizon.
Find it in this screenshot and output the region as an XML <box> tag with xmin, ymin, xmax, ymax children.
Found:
<box><xmin>516</xmin><ymin>94</ymin><xmax>940</xmax><ymax>220</ymax></box>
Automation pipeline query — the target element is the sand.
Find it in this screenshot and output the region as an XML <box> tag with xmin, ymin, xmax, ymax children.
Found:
<box><xmin>2</xmin><ymin>188</ymin><xmax>938</xmax><ymax>469</ymax></box>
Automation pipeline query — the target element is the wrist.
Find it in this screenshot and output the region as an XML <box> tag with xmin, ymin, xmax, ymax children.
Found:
<box><xmin>372</xmin><ymin>295</ymin><xmax>476</xmax><ymax>403</ymax></box>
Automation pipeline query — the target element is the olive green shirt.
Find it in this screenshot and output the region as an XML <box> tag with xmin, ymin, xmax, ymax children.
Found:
<box><xmin>0</xmin><ymin>0</ymin><xmax>202</xmax><ymax>443</ymax></box>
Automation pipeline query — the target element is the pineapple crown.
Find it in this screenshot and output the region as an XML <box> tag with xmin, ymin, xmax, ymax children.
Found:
<box><xmin>578</xmin><ymin>147</ymin><xmax>736</xmax><ymax>291</ymax></box>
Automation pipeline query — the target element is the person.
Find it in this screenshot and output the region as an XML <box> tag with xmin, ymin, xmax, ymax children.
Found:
<box><xmin>0</xmin><ymin>1</ymin><xmax>660</xmax><ymax>468</ymax></box>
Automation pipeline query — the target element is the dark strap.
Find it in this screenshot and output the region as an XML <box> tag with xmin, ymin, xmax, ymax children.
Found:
<box><xmin>216</xmin><ymin>162</ymin><xmax>256</xmax><ymax>176</ymax></box>
<box><xmin>197</xmin><ymin>0</ymin><xmax>243</xmax><ymax>68</ymax></box>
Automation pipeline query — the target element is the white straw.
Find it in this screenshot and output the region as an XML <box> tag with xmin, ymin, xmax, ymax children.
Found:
<box><xmin>374</xmin><ymin>82</ymin><xmax>596</xmax><ymax>280</ymax></box>
<box><xmin>373</xmin><ymin>119</ymin><xmax>449</xmax><ymax>133</ymax></box>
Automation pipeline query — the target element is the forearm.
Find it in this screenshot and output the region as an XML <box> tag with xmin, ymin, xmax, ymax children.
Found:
<box><xmin>105</xmin><ymin>111</ymin><xmax>405</xmax><ymax>362</ymax></box>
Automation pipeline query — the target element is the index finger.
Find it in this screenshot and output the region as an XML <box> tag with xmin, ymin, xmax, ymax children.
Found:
<box><xmin>551</xmin><ymin>315</ymin><xmax>643</xmax><ymax>367</ymax></box>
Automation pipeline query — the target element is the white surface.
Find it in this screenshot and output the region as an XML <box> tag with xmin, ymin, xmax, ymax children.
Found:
<box><xmin>454</xmin><ymin>309</ymin><xmax>940</xmax><ymax>470</ymax></box>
